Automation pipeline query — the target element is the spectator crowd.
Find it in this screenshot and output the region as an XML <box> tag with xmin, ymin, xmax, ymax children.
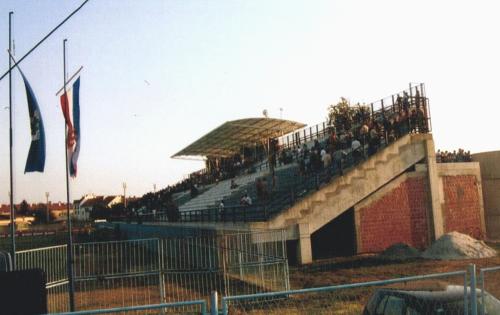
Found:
<box><xmin>436</xmin><ymin>149</ymin><xmax>472</xmax><ymax>163</ymax></box>
<box><xmin>128</xmin><ymin>87</ymin><xmax>433</xmax><ymax>221</ymax></box>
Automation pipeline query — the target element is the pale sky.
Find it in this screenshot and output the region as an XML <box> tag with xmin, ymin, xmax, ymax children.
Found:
<box><xmin>0</xmin><ymin>0</ymin><xmax>499</xmax><ymax>204</ymax></box>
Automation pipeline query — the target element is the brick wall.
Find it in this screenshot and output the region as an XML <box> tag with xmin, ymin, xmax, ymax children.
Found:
<box><xmin>442</xmin><ymin>175</ymin><xmax>483</xmax><ymax>239</ymax></box>
<box><xmin>358</xmin><ymin>177</ymin><xmax>430</xmax><ymax>253</ymax></box>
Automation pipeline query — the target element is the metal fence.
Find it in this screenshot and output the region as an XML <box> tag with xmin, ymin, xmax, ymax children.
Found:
<box><xmin>49</xmin><ymin>301</ymin><xmax>208</xmax><ymax>315</ymax></box>
<box><xmin>44</xmin><ymin>263</ymin><xmax>500</xmax><ymax>315</ymax></box>
<box><xmin>276</xmin><ymin>82</ymin><xmax>431</xmax><ymax>149</ymax></box>
<box><xmin>479</xmin><ymin>266</ymin><xmax>500</xmax><ymax>315</ymax></box>
<box><xmin>222</xmin><ymin>267</ymin><xmax>477</xmax><ymax>315</ymax></box>
<box><xmin>16</xmin><ymin>245</ymin><xmax>69</xmax><ymax>312</ymax></box>
<box><xmin>15</xmin><ymin>229</ymin><xmax>288</xmax><ymax>314</ymax></box>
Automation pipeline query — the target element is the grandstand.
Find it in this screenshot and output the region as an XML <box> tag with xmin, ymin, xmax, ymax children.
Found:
<box><xmin>128</xmin><ymin>83</ymin><xmax>486</xmax><ymax>265</ymax></box>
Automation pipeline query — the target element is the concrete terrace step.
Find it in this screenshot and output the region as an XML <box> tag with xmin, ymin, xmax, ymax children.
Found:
<box><xmin>257</xmin><ymin>133</ymin><xmax>430</xmax><ymax>234</ymax></box>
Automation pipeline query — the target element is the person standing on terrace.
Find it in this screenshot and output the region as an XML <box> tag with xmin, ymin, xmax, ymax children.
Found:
<box><xmin>402</xmin><ymin>91</ymin><xmax>410</xmax><ymax>114</ymax></box>
<box><xmin>414</xmin><ymin>88</ymin><xmax>421</xmax><ymax>110</ymax></box>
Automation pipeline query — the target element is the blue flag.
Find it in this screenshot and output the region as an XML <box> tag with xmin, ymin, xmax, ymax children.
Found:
<box><xmin>18</xmin><ymin>70</ymin><xmax>46</xmax><ymax>173</ymax></box>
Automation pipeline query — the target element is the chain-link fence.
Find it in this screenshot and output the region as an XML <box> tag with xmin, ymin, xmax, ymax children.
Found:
<box><xmin>221</xmin><ymin>268</ymin><xmax>483</xmax><ymax>315</ymax></box>
<box><xmin>15</xmin><ymin>229</ymin><xmax>288</xmax><ymax>313</ymax></box>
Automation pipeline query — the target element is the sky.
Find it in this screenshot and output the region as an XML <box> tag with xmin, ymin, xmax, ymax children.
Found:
<box><xmin>0</xmin><ymin>0</ymin><xmax>499</xmax><ymax>204</ymax></box>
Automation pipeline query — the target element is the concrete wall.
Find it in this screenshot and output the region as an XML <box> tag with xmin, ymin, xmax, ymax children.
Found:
<box><xmin>472</xmin><ymin>151</ymin><xmax>500</xmax><ymax>239</ymax></box>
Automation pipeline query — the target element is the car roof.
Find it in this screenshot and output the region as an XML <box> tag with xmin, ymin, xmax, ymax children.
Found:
<box><xmin>377</xmin><ymin>285</ymin><xmax>470</xmax><ymax>302</ymax></box>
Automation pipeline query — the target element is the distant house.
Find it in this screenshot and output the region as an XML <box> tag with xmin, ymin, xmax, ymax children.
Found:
<box><xmin>49</xmin><ymin>202</ymin><xmax>74</xmax><ymax>222</ymax></box>
<box><xmin>0</xmin><ymin>204</ymin><xmax>10</xmax><ymax>221</ymax></box>
<box><xmin>103</xmin><ymin>195</ymin><xmax>123</xmax><ymax>208</ymax></box>
<box><xmin>0</xmin><ymin>204</ymin><xmax>9</xmax><ymax>215</ymax></box>
<box><xmin>74</xmin><ymin>194</ymin><xmax>124</xmax><ymax>221</ymax></box>
<box><xmin>76</xmin><ymin>195</ymin><xmax>103</xmax><ymax>221</ymax></box>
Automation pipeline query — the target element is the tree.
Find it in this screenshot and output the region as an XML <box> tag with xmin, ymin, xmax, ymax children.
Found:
<box><xmin>110</xmin><ymin>203</ymin><xmax>125</xmax><ymax>217</ymax></box>
<box><xmin>32</xmin><ymin>207</ymin><xmax>57</xmax><ymax>224</ymax></box>
<box><xmin>18</xmin><ymin>199</ymin><xmax>30</xmax><ymax>216</ymax></box>
<box><xmin>90</xmin><ymin>203</ymin><xmax>110</xmax><ymax>220</ymax></box>
<box><xmin>327</xmin><ymin>98</ymin><xmax>372</xmax><ymax>132</ymax></box>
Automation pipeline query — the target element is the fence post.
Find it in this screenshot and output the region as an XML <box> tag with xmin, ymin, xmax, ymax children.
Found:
<box><xmin>157</xmin><ymin>239</ymin><xmax>166</xmax><ymax>306</ymax></box>
<box><xmin>222</xmin><ymin>299</ymin><xmax>228</xmax><ymax>315</ymax></box>
<box><xmin>210</xmin><ymin>291</ymin><xmax>218</xmax><ymax>315</ymax></box>
<box><xmin>479</xmin><ymin>269</ymin><xmax>485</xmax><ymax>315</ymax></box>
<box><xmin>469</xmin><ymin>264</ymin><xmax>478</xmax><ymax>315</ymax></box>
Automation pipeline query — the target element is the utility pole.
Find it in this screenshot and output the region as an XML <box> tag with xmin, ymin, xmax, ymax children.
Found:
<box><xmin>8</xmin><ymin>11</ymin><xmax>16</xmax><ymax>270</ymax></box>
<box><xmin>45</xmin><ymin>192</ymin><xmax>50</xmax><ymax>223</ymax></box>
<box><xmin>122</xmin><ymin>182</ymin><xmax>127</xmax><ymax>209</ymax></box>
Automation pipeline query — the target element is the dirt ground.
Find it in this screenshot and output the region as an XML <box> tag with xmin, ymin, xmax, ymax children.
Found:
<box><xmin>289</xmin><ymin>242</ymin><xmax>500</xmax><ymax>291</ymax></box>
<box><xmin>46</xmin><ymin>242</ymin><xmax>500</xmax><ymax>314</ymax></box>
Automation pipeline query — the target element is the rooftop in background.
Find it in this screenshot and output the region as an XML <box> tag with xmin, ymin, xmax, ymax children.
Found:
<box><xmin>172</xmin><ymin>118</ymin><xmax>306</xmax><ymax>159</ymax></box>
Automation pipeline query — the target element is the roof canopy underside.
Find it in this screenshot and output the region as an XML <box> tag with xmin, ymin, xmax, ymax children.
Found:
<box><xmin>172</xmin><ymin>118</ymin><xmax>306</xmax><ymax>158</ymax></box>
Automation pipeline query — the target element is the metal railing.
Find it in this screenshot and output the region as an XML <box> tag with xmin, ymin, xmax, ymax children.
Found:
<box><xmin>48</xmin><ymin>300</ymin><xmax>208</xmax><ymax>315</ymax></box>
<box><xmin>17</xmin><ymin>245</ymin><xmax>69</xmax><ymax>312</ymax></box>
<box><xmin>173</xmin><ymin>137</ymin><xmax>390</xmax><ymax>223</ymax></box>
<box><xmin>155</xmin><ymin>84</ymin><xmax>430</xmax><ymax>201</ymax></box>
<box><xmin>277</xmin><ymin>83</ymin><xmax>430</xmax><ymax>149</ymax></box>
<box><xmin>156</xmin><ymin>84</ymin><xmax>431</xmax><ymax>222</ymax></box>
<box><xmin>221</xmin><ymin>267</ymin><xmax>476</xmax><ymax>315</ymax></box>
<box><xmin>41</xmin><ymin>263</ymin><xmax>499</xmax><ymax>314</ymax></box>
<box><xmin>16</xmin><ymin>230</ymin><xmax>289</xmax><ymax>313</ymax></box>
<box><xmin>479</xmin><ymin>266</ymin><xmax>500</xmax><ymax>315</ymax></box>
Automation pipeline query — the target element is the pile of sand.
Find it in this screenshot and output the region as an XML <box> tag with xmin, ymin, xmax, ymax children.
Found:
<box><xmin>379</xmin><ymin>243</ymin><xmax>421</xmax><ymax>260</ymax></box>
<box><xmin>422</xmin><ymin>232</ymin><xmax>497</xmax><ymax>260</ymax></box>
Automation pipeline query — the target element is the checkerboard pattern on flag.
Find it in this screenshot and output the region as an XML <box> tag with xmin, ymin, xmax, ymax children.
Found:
<box><xmin>60</xmin><ymin>77</ymin><xmax>80</xmax><ymax>177</ymax></box>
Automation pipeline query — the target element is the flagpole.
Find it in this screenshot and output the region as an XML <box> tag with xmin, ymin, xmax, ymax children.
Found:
<box><xmin>8</xmin><ymin>11</ymin><xmax>16</xmax><ymax>270</ymax></box>
<box><xmin>63</xmin><ymin>38</ymin><xmax>76</xmax><ymax>312</ymax></box>
<box><xmin>0</xmin><ymin>0</ymin><xmax>90</xmax><ymax>83</ymax></box>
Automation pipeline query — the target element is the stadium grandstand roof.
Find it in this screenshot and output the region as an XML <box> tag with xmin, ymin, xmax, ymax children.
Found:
<box><xmin>172</xmin><ymin>118</ymin><xmax>306</xmax><ymax>158</ymax></box>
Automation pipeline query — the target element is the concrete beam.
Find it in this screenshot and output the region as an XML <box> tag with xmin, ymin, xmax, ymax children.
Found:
<box><xmin>297</xmin><ymin>223</ymin><xmax>312</xmax><ymax>265</ymax></box>
<box><xmin>425</xmin><ymin>138</ymin><xmax>444</xmax><ymax>240</ymax></box>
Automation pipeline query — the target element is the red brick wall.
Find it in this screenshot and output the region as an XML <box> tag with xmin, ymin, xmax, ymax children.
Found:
<box><xmin>358</xmin><ymin>176</ymin><xmax>430</xmax><ymax>253</ymax></box>
<box><xmin>442</xmin><ymin>175</ymin><xmax>483</xmax><ymax>239</ymax></box>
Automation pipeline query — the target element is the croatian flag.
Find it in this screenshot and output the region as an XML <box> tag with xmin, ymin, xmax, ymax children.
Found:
<box><xmin>18</xmin><ymin>69</ymin><xmax>46</xmax><ymax>173</ymax></box>
<box><xmin>60</xmin><ymin>78</ymin><xmax>81</xmax><ymax>177</ymax></box>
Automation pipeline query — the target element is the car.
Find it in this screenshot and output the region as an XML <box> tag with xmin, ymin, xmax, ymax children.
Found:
<box><xmin>363</xmin><ymin>284</ymin><xmax>500</xmax><ymax>315</ymax></box>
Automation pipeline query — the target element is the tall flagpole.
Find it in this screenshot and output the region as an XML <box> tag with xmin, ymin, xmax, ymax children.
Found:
<box><xmin>8</xmin><ymin>11</ymin><xmax>16</xmax><ymax>270</ymax></box>
<box><xmin>63</xmin><ymin>38</ymin><xmax>76</xmax><ymax>311</ymax></box>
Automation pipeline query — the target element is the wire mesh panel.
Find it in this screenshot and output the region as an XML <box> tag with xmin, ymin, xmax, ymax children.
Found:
<box><xmin>14</xmin><ymin>230</ymin><xmax>289</xmax><ymax>314</ymax></box>
<box><xmin>72</xmin><ymin>238</ymin><xmax>162</xmax><ymax>311</ymax></box>
<box><xmin>158</xmin><ymin>229</ymin><xmax>289</xmax><ymax>313</ymax></box>
<box><xmin>47</xmin><ymin>301</ymin><xmax>208</xmax><ymax>315</ymax></box>
<box><xmin>47</xmin><ymin>282</ymin><xmax>70</xmax><ymax>313</ymax></box>
<box><xmin>479</xmin><ymin>266</ymin><xmax>500</xmax><ymax>315</ymax></box>
<box><xmin>159</xmin><ymin>235</ymin><xmax>223</xmax><ymax>313</ymax></box>
<box><xmin>221</xmin><ymin>230</ymin><xmax>289</xmax><ymax>296</ymax></box>
<box><xmin>16</xmin><ymin>245</ymin><xmax>70</xmax><ymax>312</ymax></box>
<box><xmin>223</xmin><ymin>271</ymin><xmax>473</xmax><ymax>315</ymax></box>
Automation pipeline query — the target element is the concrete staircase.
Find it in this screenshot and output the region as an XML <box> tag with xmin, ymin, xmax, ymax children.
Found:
<box><xmin>257</xmin><ymin>133</ymin><xmax>430</xmax><ymax>234</ymax></box>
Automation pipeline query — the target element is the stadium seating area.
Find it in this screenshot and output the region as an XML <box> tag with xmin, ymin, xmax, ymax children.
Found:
<box><xmin>133</xmin><ymin>85</ymin><xmax>440</xmax><ymax>223</ymax></box>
